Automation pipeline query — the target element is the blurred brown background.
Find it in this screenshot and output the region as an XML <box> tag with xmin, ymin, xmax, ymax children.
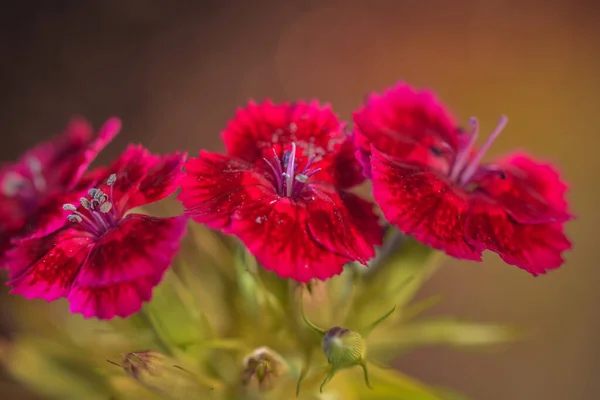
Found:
<box><xmin>0</xmin><ymin>1</ymin><xmax>598</xmax><ymax>399</ymax></box>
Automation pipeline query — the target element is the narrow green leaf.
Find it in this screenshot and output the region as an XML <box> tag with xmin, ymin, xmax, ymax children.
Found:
<box><xmin>369</xmin><ymin>317</ymin><xmax>521</xmax><ymax>363</ymax></box>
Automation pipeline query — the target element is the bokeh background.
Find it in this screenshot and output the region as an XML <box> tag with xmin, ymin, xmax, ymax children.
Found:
<box><xmin>0</xmin><ymin>1</ymin><xmax>597</xmax><ymax>399</ymax></box>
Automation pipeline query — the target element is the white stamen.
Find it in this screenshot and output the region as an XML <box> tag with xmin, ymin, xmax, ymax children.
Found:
<box><xmin>63</xmin><ymin>203</ymin><xmax>77</xmax><ymax>211</ymax></box>
<box><xmin>88</xmin><ymin>188</ymin><xmax>99</xmax><ymax>197</ymax></box>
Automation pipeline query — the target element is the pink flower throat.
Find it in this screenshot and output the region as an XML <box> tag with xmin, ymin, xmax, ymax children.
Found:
<box><xmin>63</xmin><ymin>174</ymin><xmax>120</xmax><ymax>236</ymax></box>
<box><xmin>263</xmin><ymin>142</ymin><xmax>321</xmax><ymax>198</ymax></box>
<box><xmin>447</xmin><ymin>116</ymin><xmax>508</xmax><ymax>185</ymax></box>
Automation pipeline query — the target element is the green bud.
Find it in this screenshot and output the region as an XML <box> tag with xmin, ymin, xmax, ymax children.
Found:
<box><xmin>118</xmin><ymin>351</ymin><xmax>211</xmax><ymax>399</ymax></box>
<box><xmin>299</xmin><ymin>287</ymin><xmax>396</xmax><ymax>394</ymax></box>
<box><xmin>242</xmin><ymin>346</ymin><xmax>287</xmax><ymax>391</ymax></box>
<box><xmin>320</xmin><ymin>327</ymin><xmax>371</xmax><ymax>393</ymax></box>
<box><xmin>322</xmin><ymin>327</ymin><xmax>366</xmax><ymax>369</ymax></box>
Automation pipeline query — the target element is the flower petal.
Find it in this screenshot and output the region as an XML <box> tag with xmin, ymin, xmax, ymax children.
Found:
<box><xmin>75</xmin><ymin>215</ymin><xmax>187</xmax><ymax>287</ymax></box>
<box><xmin>371</xmin><ymin>147</ymin><xmax>481</xmax><ymax>261</ymax></box>
<box><xmin>473</xmin><ymin>153</ymin><xmax>572</xmax><ymax>224</ymax></box>
<box><xmin>178</xmin><ymin>151</ymin><xmax>274</xmax><ymax>231</ymax></box>
<box><xmin>18</xmin><ymin>117</ymin><xmax>120</xmax><ymax>189</ymax></box>
<box><xmin>465</xmin><ymin>196</ymin><xmax>571</xmax><ymax>275</ymax></box>
<box><xmin>306</xmin><ymin>184</ymin><xmax>382</xmax><ymax>263</ymax></box>
<box><xmin>230</xmin><ymin>196</ymin><xmax>355</xmax><ymax>282</ymax></box>
<box><xmin>221</xmin><ymin>100</ymin><xmax>364</xmax><ymax>188</ymax></box>
<box><xmin>0</xmin><ymin>197</ymin><xmax>27</xmax><ymax>265</ymax></box>
<box><xmin>352</xmin><ymin>82</ymin><xmax>460</xmax><ymax>178</ymax></box>
<box><xmin>94</xmin><ymin>145</ymin><xmax>187</xmax><ymax>214</ymax></box>
<box><xmin>16</xmin><ymin>118</ymin><xmax>93</xmax><ymax>186</ymax></box>
<box><xmin>60</xmin><ymin>117</ymin><xmax>122</xmax><ymax>188</ymax></box>
<box><xmin>68</xmin><ymin>274</ymin><xmax>163</xmax><ymax>319</ymax></box>
<box><xmin>0</xmin><ymin>118</ymin><xmax>119</xmax><ymax>256</ymax></box>
<box><xmin>5</xmin><ymin>227</ymin><xmax>94</xmax><ymax>302</ymax></box>
<box><xmin>69</xmin><ymin>215</ymin><xmax>187</xmax><ymax>319</ymax></box>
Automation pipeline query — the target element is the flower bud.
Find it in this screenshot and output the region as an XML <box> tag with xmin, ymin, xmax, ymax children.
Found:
<box><xmin>299</xmin><ymin>288</ymin><xmax>394</xmax><ymax>394</ymax></box>
<box><xmin>242</xmin><ymin>346</ymin><xmax>287</xmax><ymax>391</ymax></box>
<box><xmin>319</xmin><ymin>327</ymin><xmax>371</xmax><ymax>393</ymax></box>
<box><xmin>322</xmin><ymin>327</ymin><xmax>366</xmax><ymax>369</ymax></box>
<box><xmin>119</xmin><ymin>351</ymin><xmax>211</xmax><ymax>399</ymax></box>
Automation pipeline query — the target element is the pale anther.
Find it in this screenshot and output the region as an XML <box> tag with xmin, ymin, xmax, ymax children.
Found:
<box><xmin>99</xmin><ymin>202</ymin><xmax>112</xmax><ymax>213</ymax></box>
<box><xmin>93</xmin><ymin>189</ymin><xmax>107</xmax><ymax>203</ymax></box>
<box><xmin>107</xmin><ymin>174</ymin><xmax>117</xmax><ymax>186</ymax></box>
<box><xmin>63</xmin><ymin>203</ymin><xmax>77</xmax><ymax>211</ymax></box>
<box><xmin>80</xmin><ymin>197</ymin><xmax>92</xmax><ymax>209</ymax></box>
<box><xmin>295</xmin><ymin>174</ymin><xmax>308</xmax><ymax>183</ymax></box>
<box><xmin>67</xmin><ymin>214</ymin><xmax>83</xmax><ymax>223</ymax></box>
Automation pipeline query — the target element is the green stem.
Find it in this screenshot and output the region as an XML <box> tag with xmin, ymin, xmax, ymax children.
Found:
<box><xmin>299</xmin><ymin>288</ymin><xmax>327</xmax><ymax>336</ymax></box>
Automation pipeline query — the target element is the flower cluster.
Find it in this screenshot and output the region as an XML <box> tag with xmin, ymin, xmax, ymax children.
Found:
<box><xmin>2</xmin><ymin>118</ymin><xmax>187</xmax><ymax>319</ymax></box>
<box><xmin>0</xmin><ymin>81</ymin><xmax>574</xmax><ymax>399</ymax></box>
<box><xmin>0</xmin><ymin>82</ymin><xmax>572</xmax><ymax>322</ymax></box>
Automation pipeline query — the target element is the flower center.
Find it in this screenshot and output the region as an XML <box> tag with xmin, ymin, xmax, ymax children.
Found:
<box><xmin>1</xmin><ymin>157</ymin><xmax>47</xmax><ymax>200</ymax></box>
<box><xmin>448</xmin><ymin>116</ymin><xmax>508</xmax><ymax>186</ymax></box>
<box><xmin>262</xmin><ymin>142</ymin><xmax>321</xmax><ymax>198</ymax></box>
<box><xmin>63</xmin><ymin>174</ymin><xmax>119</xmax><ymax>236</ymax></box>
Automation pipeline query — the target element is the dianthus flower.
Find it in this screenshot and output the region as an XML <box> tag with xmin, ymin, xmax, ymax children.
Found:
<box><xmin>6</xmin><ymin>145</ymin><xmax>187</xmax><ymax>319</ymax></box>
<box><xmin>178</xmin><ymin>101</ymin><xmax>382</xmax><ymax>282</ymax></box>
<box><xmin>0</xmin><ymin>118</ymin><xmax>120</xmax><ymax>264</ymax></box>
<box><xmin>353</xmin><ymin>83</ymin><xmax>572</xmax><ymax>275</ymax></box>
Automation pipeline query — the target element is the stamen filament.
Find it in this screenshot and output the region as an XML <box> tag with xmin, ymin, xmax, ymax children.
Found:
<box><xmin>305</xmin><ymin>168</ymin><xmax>321</xmax><ymax>178</ymax></box>
<box><xmin>448</xmin><ymin>117</ymin><xmax>479</xmax><ymax>181</ymax></box>
<box><xmin>459</xmin><ymin>116</ymin><xmax>508</xmax><ymax>185</ymax></box>
<box><xmin>89</xmin><ymin>210</ymin><xmax>111</xmax><ymax>232</ymax></box>
<box><xmin>108</xmin><ymin>179</ymin><xmax>119</xmax><ymax>220</ymax></box>
<box><xmin>262</xmin><ymin>143</ymin><xmax>321</xmax><ymax>198</ymax></box>
<box><xmin>285</xmin><ymin>143</ymin><xmax>297</xmax><ymax>197</ymax></box>
<box><xmin>263</xmin><ymin>158</ymin><xmax>283</xmax><ymax>194</ymax></box>
<box><xmin>69</xmin><ymin>210</ymin><xmax>103</xmax><ymax>236</ymax></box>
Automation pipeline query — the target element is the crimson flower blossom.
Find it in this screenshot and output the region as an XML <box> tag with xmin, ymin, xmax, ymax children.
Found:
<box><xmin>5</xmin><ymin>145</ymin><xmax>187</xmax><ymax>319</ymax></box>
<box><xmin>178</xmin><ymin>101</ymin><xmax>382</xmax><ymax>282</ymax></box>
<box><xmin>353</xmin><ymin>83</ymin><xmax>572</xmax><ymax>275</ymax></box>
<box><xmin>0</xmin><ymin>118</ymin><xmax>120</xmax><ymax>265</ymax></box>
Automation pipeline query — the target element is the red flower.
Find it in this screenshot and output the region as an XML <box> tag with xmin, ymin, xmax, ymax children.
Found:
<box><xmin>0</xmin><ymin>118</ymin><xmax>120</xmax><ymax>264</ymax></box>
<box><xmin>353</xmin><ymin>83</ymin><xmax>572</xmax><ymax>275</ymax></box>
<box><xmin>178</xmin><ymin>101</ymin><xmax>382</xmax><ymax>282</ymax></box>
<box><xmin>5</xmin><ymin>146</ymin><xmax>187</xmax><ymax>319</ymax></box>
